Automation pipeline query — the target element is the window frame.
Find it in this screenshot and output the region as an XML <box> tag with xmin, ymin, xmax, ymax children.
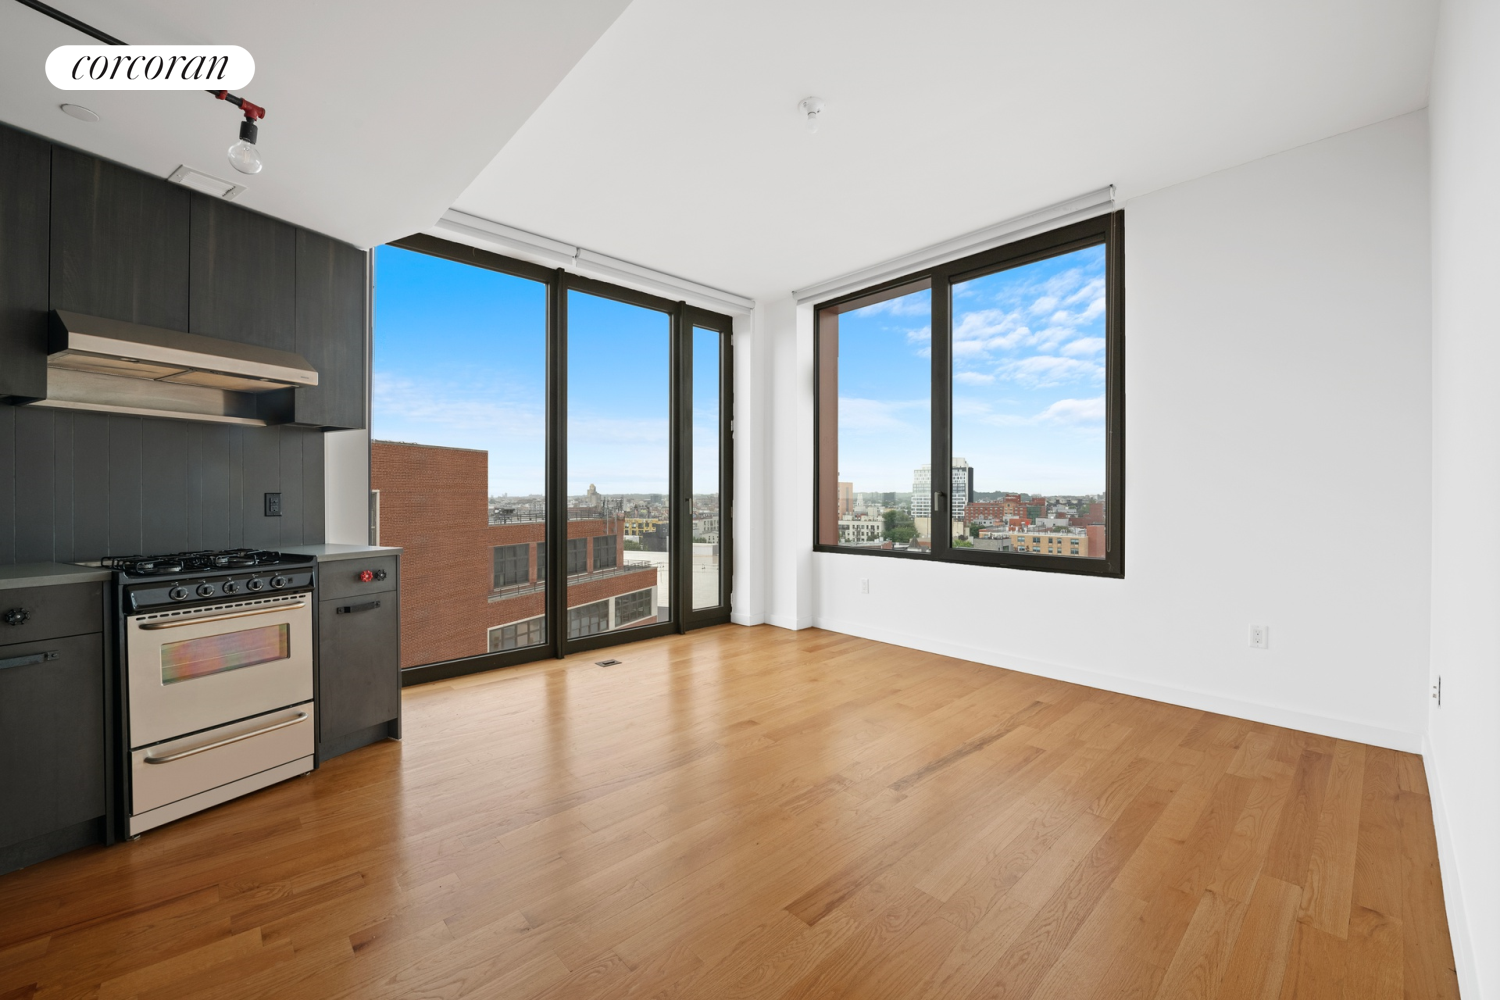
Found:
<box><xmin>492</xmin><ymin>543</ymin><xmax>531</xmax><ymax>590</ymax></box>
<box><xmin>811</xmin><ymin>212</ymin><xmax>1125</xmax><ymax>579</ymax></box>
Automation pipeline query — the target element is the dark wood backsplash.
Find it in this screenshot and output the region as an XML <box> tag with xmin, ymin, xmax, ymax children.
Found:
<box><xmin>0</xmin><ymin>121</ymin><xmax>366</xmax><ymax>565</ymax></box>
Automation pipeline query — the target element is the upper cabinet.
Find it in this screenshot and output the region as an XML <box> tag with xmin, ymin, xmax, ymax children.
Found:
<box><xmin>189</xmin><ymin>193</ymin><xmax>297</xmax><ymax>353</ymax></box>
<box><xmin>0</xmin><ymin>121</ymin><xmax>368</xmax><ymax>431</ymax></box>
<box><xmin>294</xmin><ymin>230</ymin><xmax>367</xmax><ymax>430</ymax></box>
<box><xmin>0</xmin><ymin>125</ymin><xmax>50</xmax><ymax>401</ymax></box>
<box><xmin>50</xmin><ymin>144</ymin><xmax>190</xmax><ymax>331</ymax></box>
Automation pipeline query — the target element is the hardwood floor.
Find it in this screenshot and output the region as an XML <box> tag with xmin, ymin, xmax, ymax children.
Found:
<box><xmin>0</xmin><ymin>625</ymin><xmax>1460</xmax><ymax>999</ymax></box>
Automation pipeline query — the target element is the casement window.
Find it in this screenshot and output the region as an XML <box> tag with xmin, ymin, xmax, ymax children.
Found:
<box><xmin>614</xmin><ymin>588</ymin><xmax>653</xmax><ymax>626</ymax></box>
<box><xmin>492</xmin><ymin>544</ymin><xmax>530</xmax><ymax>589</ymax></box>
<box><xmin>567</xmin><ymin>538</ymin><xmax>589</xmax><ymax>576</ymax></box>
<box><xmin>814</xmin><ymin>213</ymin><xmax>1124</xmax><ymax>577</ymax></box>
<box><xmin>489</xmin><ymin>617</ymin><xmax>545</xmax><ymax>652</ymax></box>
<box><xmin>568</xmin><ymin>600</ymin><xmax>609</xmax><ymax>639</ymax></box>
<box><xmin>593</xmin><ymin>534</ymin><xmax>617</xmax><ymax>571</ymax></box>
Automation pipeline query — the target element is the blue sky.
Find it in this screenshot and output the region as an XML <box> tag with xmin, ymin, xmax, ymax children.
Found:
<box><xmin>373</xmin><ymin>247</ymin><xmax>721</xmax><ymax>497</ymax></box>
<box><xmin>835</xmin><ymin>244</ymin><xmax>1107</xmax><ymax>496</ymax></box>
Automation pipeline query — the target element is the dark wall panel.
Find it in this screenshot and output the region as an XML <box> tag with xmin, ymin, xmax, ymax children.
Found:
<box><xmin>0</xmin><ymin>126</ymin><xmax>50</xmax><ymax>400</ymax></box>
<box><xmin>0</xmin><ymin>406</ymin><xmax>325</xmax><ymax>562</ymax></box>
<box><xmin>50</xmin><ymin>145</ymin><xmax>189</xmax><ymax>331</ymax></box>
<box><xmin>190</xmin><ymin>194</ymin><xmax>297</xmax><ymax>350</ymax></box>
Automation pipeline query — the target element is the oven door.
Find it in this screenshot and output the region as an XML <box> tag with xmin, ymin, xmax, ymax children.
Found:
<box><xmin>125</xmin><ymin>591</ymin><xmax>314</xmax><ymax>748</ymax></box>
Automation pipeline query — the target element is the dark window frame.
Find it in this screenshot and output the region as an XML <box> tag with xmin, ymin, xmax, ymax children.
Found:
<box><xmin>812</xmin><ymin>212</ymin><xmax>1125</xmax><ymax>579</ymax></box>
<box><xmin>385</xmin><ymin>233</ymin><xmax>736</xmax><ymax>686</ymax></box>
<box><xmin>566</xmin><ymin>537</ymin><xmax>589</xmax><ymax>576</ymax></box>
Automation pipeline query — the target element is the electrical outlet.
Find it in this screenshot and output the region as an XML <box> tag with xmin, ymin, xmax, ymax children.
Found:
<box><xmin>1432</xmin><ymin>676</ymin><xmax>1442</xmax><ymax>706</ymax></box>
<box><xmin>264</xmin><ymin>492</ymin><xmax>282</xmax><ymax>517</ymax></box>
<box><xmin>1248</xmin><ymin>624</ymin><xmax>1268</xmax><ymax>649</ymax></box>
<box><xmin>860</xmin><ymin>578</ymin><xmax>870</xmax><ymax>594</ymax></box>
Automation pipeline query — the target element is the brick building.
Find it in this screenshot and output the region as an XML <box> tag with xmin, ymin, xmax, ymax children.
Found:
<box><xmin>371</xmin><ymin>440</ymin><xmax>659</xmax><ymax>669</ymax></box>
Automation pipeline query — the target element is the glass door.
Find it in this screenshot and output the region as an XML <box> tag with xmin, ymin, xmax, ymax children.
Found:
<box><xmin>681</xmin><ymin>310</ymin><xmax>732</xmax><ymax>626</ymax></box>
<box><xmin>555</xmin><ymin>281</ymin><xmax>677</xmax><ymax>652</ymax></box>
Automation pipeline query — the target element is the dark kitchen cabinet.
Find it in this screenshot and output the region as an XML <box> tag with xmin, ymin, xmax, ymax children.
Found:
<box><xmin>189</xmin><ymin>194</ymin><xmax>297</xmax><ymax>352</ymax></box>
<box><xmin>50</xmin><ymin>144</ymin><xmax>190</xmax><ymax>332</ymax></box>
<box><xmin>0</xmin><ymin>578</ymin><xmax>107</xmax><ymax>876</ymax></box>
<box><xmin>294</xmin><ymin>230</ymin><xmax>367</xmax><ymax>430</ymax></box>
<box><xmin>315</xmin><ymin>554</ymin><xmax>400</xmax><ymax>762</ymax></box>
<box><xmin>0</xmin><ymin>124</ymin><xmax>51</xmax><ymax>401</ymax></box>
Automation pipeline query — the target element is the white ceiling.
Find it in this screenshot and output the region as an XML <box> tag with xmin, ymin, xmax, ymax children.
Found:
<box><xmin>0</xmin><ymin>0</ymin><xmax>630</xmax><ymax>248</ymax></box>
<box><xmin>453</xmin><ymin>0</ymin><xmax>1439</xmax><ymax>301</ymax></box>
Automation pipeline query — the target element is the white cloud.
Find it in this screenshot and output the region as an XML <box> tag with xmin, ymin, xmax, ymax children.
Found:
<box><xmin>995</xmin><ymin>355</ymin><xmax>1103</xmax><ymax>387</ymax></box>
<box><xmin>1061</xmin><ymin>337</ymin><xmax>1106</xmax><ymax>357</ymax></box>
<box><xmin>849</xmin><ymin>292</ymin><xmax>930</xmax><ymax>319</ymax></box>
<box><xmin>954</xmin><ymin>371</ymin><xmax>995</xmax><ymax>385</ymax></box>
<box><xmin>1036</xmin><ymin>395</ymin><xmax>1106</xmax><ymax>424</ymax></box>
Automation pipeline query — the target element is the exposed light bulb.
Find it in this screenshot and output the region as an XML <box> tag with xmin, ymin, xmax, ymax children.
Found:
<box><xmin>228</xmin><ymin>117</ymin><xmax>262</xmax><ymax>175</ymax></box>
<box><xmin>798</xmin><ymin>97</ymin><xmax>825</xmax><ymax>135</ymax></box>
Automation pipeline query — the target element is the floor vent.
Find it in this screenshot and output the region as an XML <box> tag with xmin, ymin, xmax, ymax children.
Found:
<box><xmin>596</xmin><ymin>659</ymin><xmax>622</xmax><ymax>667</ymax></box>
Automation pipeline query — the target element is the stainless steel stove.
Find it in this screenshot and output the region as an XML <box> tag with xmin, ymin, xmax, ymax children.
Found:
<box><xmin>107</xmin><ymin>549</ymin><xmax>318</xmax><ymax>836</ymax></box>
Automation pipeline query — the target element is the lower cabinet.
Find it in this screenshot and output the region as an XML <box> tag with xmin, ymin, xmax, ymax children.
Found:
<box><xmin>316</xmin><ymin>575</ymin><xmax>401</xmax><ymax>762</ymax></box>
<box><xmin>0</xmin><ymin>631</ymin><xmax>105</xmax><ymax>874</ymax></box>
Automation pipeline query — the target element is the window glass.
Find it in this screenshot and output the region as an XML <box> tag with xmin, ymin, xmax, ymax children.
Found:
<box><xmin>951</xmin><ymin>244</ymin><xmax>1107</xmax><ymax>560</ymax></box>
<box><xmin>567</xmin><ymin>537</ymin><xmax>588</xmax><ymax>576</ymax></box>
<box><xmin>161</xmin><ymin>624</ymin><xmax>289</xmax><ymax>685</ymax></box>
<box><xmin>691</xmin><ymin>326</ymin><xmax>724</xmax><ymax>609</ymax></box>
<box><xmin>372</xmin><ymin>246</ymin><xmax>548</xmax><ymax>665</ymax></box>
<box><xmin>493</xmin><ymin>544</ymin><xmax>529</xmax><ymax>589</ymax></box>
<box><xmin>593</xmin><ymin>534</ymin><xmax>617</xmax><ymax>571</ymax></box>
<box><xmin>567</xmin><ymin>290</ymin><xmax>669</xmax><ymax>634</ymax></box>
<box><xmin>615</xmin><ymin>588</ymin><xmax>653</xmax><ymax>626</ymax></box>
<box><xmin>568</xmin><ymin>600</ymin><xmax>609</xmax><ymax>639</ymax></box>
<box><xmin>816</xmin><ymin>280</ymin><xmax>932</xmax><ymax>553</ymax></box>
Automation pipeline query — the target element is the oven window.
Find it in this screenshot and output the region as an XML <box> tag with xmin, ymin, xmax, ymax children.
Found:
<box><xmin>161</xmin><ymin>624</ymin><xmax>291</xmax><ymax>685</ymax></box>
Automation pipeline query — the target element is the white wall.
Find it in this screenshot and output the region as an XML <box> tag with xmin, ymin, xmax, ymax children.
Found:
<box><xmin>1427</xmin><ymin>0</ymin><xmax>1500</xmax><ymax>993</ymax></box>
<box><xmin>324</xmin><ymin>429</ymin><xmax>370</xmax><ymax>545</ymax></box>
<box><xmin>764</xmin><ymin>111</ymin><xmax>1433</xmax><ymax>752</ymax></box>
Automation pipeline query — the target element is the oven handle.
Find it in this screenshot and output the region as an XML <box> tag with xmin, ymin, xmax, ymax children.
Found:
<box><xmin>137</xmin><ymin>602</ymin><xmax>307</xmax><ymax>630</ymax></box>
<box><xmin>143</xmin><ymin>711</ymin><xmax>308</xmax><ymax>764</ymax></box>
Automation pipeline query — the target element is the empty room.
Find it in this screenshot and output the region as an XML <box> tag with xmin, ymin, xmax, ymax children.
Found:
<box><xmin>0</xmin><ymin>0</ymin><xmax>1494</xmax><ymax>997</ymax></box>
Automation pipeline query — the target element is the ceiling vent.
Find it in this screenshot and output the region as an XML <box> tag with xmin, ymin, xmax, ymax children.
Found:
<box><xmin>167</xmin><ymin>165</ymin><xmax>246</xmax><ymax>201</ymax></box>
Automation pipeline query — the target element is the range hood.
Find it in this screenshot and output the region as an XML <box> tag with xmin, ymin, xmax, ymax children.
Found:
<box><xmin>32</xmin><ymin>311</ymin><xmax>319</xmax><ymax>426</ymax></box>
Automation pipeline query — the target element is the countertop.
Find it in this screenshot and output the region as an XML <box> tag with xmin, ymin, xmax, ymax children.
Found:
<box><xmin>279</xmin><ymin>544</ymin><xmax>403</xmax><ymax>563</ymax></box>
<box><xmin>0</xmin><ymin>562</ymin><xmax>114</xmax><ymax>590</ymax></box>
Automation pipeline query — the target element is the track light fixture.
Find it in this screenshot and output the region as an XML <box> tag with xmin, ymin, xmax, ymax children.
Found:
<box><xmin>216</xmin><ymin>90</ymin><xmax>265</xmax><ymax>174</ymax></box>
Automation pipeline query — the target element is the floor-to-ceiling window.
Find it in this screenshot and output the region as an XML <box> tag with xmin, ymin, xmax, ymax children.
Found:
<box><xmin>372</xmin><ymin>237</ymin><xmax>733</xmax><ymax>680</ymax></box>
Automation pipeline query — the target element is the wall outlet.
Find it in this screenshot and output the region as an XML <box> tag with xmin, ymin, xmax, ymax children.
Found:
<box><xmin>1248</xmin><ymin>624</ymin><xmax>1268</xmax><ymax>649</ymax></box>
<box><xmin>264</xmin><ymin>492</ymin><xmax>282</xmax><ymax>517</ymax></box>
<box><xmin>860</xmin><ymin>578</ymin><xmax>870</xmax><ymax>594</ymax></box>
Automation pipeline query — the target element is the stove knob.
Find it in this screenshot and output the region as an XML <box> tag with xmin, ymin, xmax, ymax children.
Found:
<box><xmin>169</xmin><ymin>586</ymin><xmax>190</xmax><ymax>601</ymax></box>
<box><xmin>358</xmin><ymin>569</ymin><xmax>374</xmax><ymax>583</ymax></box>
<box><xmin>246</xmin><ymin>578</ymin><xmax>265</xmax><ymax>592</ymax></box>
<box><xmin>269</xmin><ymin>575</ymin><xmax>287</xmax><ymax>589</ymax></box>
<box><xmin>196</xmin><ymin>583</ymin><xmax>216</xmax><ymax>598</ymax></box>
<box><xmin>222</xmin><ymin>581</ymin><xmax>240</xmax><ymax>595</ymax></box>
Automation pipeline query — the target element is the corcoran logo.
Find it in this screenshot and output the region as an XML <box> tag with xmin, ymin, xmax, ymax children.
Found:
<box><xmin>46</xmin><ymin>45</ymin><xmax>254</xmax><ymax>90</ymax></box>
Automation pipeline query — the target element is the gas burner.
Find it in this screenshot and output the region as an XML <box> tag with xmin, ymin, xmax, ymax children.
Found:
<box><xmin>103</xmin><ymin>548</ymin><xmax>293</xmax><ymax>578</ymax></box>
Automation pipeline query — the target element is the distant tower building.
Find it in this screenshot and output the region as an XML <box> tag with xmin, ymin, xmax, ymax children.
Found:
<box><xmin>837</xmin><ymin>481</ymin><xmax>854</xmax><ymax>516</ymax></box>
<box><xmin>912</xmin><ymin>460</ymin><xmax>974</xmax><ymax>520</ymax></box>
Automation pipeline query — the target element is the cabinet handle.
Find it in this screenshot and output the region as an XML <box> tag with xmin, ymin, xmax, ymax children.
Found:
<box><xmin>0</xmin><ymin>650</ymin><xmax>58</xmax><ymax>671</ymax></box>
<box><xmin>139</xmin><ymin>602</ymin><xmax>307</xmax><ymax>630</ymax></box>
<box><xmin>143</xmin><ymin>711</ymin><xmax>308</xmax><ymax>764</ymax></box>
<box><xmin>3</xmin><ymin>607</ymin><xmax>31</xmax><ymax>626</ymax></box>
<box><xmin>335</xmin><ymin>600</ymin><xmax>381</xmax><ymax>615</ymax></box>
